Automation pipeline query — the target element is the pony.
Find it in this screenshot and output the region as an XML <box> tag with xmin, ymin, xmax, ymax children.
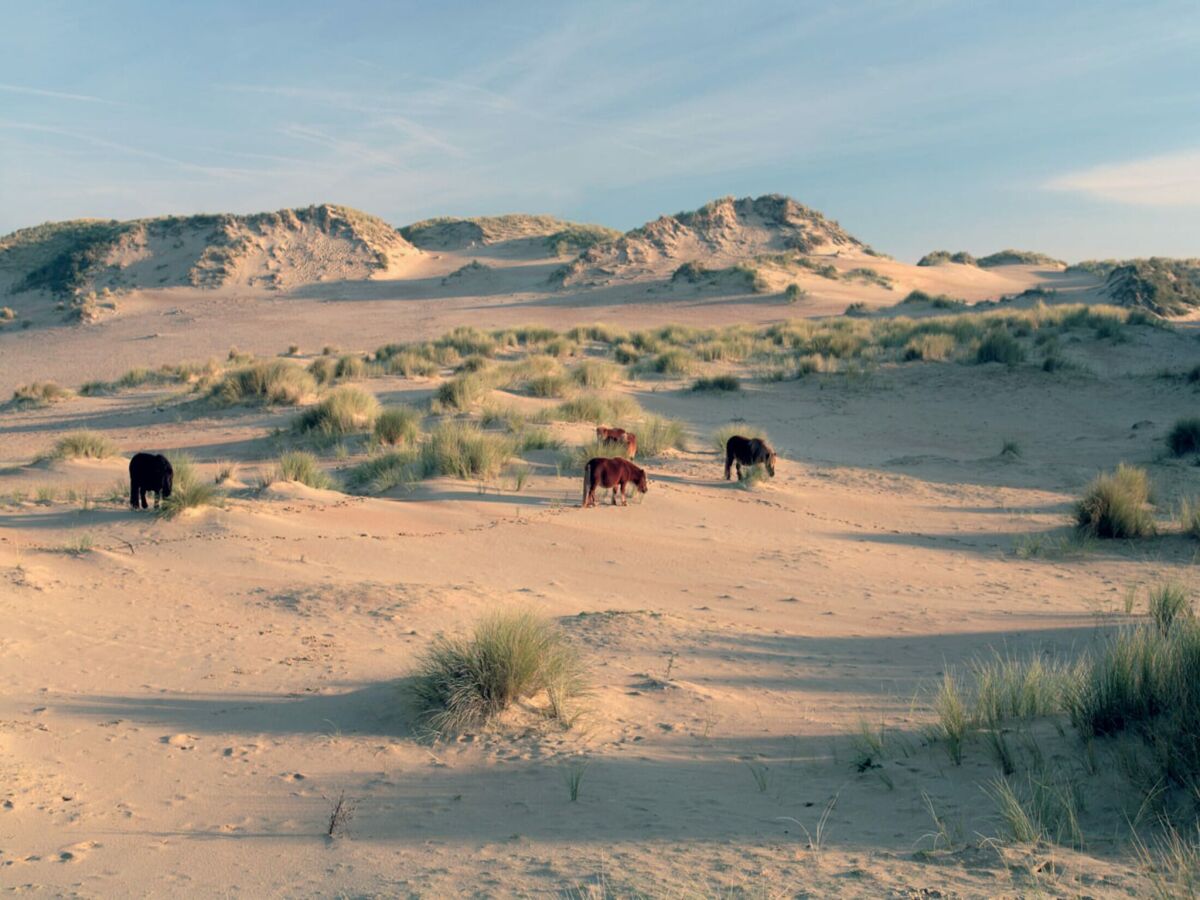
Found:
<box><xmin>129</xmin><ymin>452</ymin><xmax>174</xmax><ymax>509</ymax></box>
<box><xmin>582</xmin><ymin>457</ymin><xmax>648</xmax><ymax>507</ymax></box>
<box><xmin>596</xmin><ymin>425</ymin><xmax>637</xmax><ymax>458</ymax></box>
<box><xmin>724</xmin><ymin>435</ymin><xmax>776</xmax><ymax>481</ymax></box>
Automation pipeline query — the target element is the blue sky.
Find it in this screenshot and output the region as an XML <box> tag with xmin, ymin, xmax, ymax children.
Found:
<box><xmin>1</xmin><ymin>1</ymin><xmax>1198</xmax><ymax>261</ymax></box>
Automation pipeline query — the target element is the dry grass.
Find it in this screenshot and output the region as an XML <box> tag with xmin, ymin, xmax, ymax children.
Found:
<box><xmin>51</xmin><ymin>431</ymin><xmax>117</xmax><ymax>459</ymax></box>
<box><xmin>1075</xmin><ymin>463</ymin><xmax>1155</xmax><ymax>539</ymax></box>
<box><xmin>293</xmin><ymin>386</ymin><xmax>380</xmax><ymax>436</ymax></box>
<box><xmin>412</xmin><ymin>609</ymin><xmax>586</xmax><ymax>735</ymax></box>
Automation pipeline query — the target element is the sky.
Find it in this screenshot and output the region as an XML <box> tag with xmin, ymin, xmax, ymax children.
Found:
<box><xmin>1</xmin><ymin>1</ymin><xmax>1198</xmax><ymax>262</ymax></box>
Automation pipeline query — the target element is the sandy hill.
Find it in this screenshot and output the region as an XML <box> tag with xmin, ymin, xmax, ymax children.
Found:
<box><xmin>0</xmin><ymin>204</ymin><xmax>420</xmax><ymax>298</ymax></box>
<box><xmin>918</xmin><ymin>249</ymin><xmax>1067</xmax><ymax>269</ymax></box>
<box><xmin>554</xmin><ymin>194</ymin><xmax>873</xmax><ymax>286</ymax></box>
<box><xmin>400</xmin><ymin>214</ymin><xmax>620</xmax><ymax>255</ymax></box>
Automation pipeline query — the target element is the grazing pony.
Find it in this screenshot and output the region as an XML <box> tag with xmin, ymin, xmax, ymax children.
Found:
<box><xmin>129</xmin><ymin>452</ymin><xmax>174</xmax><ymax>510</ymax></box>
<box><xmin>596</xmin><ymin>425</ymin><xmax>637</xmax><ymax>458</ymax></box>
<box><xmin>724</xmin><ymin>435</ymin><xmax>776</xmax><ymax>481</ymax></box>
<box><xmin>582</xmin><ymin>457</ymin><xmax>648</xmax><ymax>507</ymax></box>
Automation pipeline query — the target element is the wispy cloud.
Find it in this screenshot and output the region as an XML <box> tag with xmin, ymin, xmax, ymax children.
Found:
<box><xmin>1045</xmin><ymin>148</ymin><xmax>1200</xmax><ymax>208</ymax></box>
<box><xmin>0</xmin><ymin>82</ymin><xmax>124</xmax><ymax>106</ymax></box>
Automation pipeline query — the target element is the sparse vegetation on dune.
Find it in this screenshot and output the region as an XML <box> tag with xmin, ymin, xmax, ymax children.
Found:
<box><xmin>276</xmin><ymin>451</ymin><xmax>334</xmax><ymax>490</ymax></box>
<box><xmin>347</xmin><ymin>449</ymin><xmax>420</xmax><ymax>494</ymax></box>
<box><xmin>51</xmin><ymin>431</ymin><xmax>117</xmax><ymax>459</ymax></box>
<box><xmin>158</xmin><ymin>454</ymin><xmax>219</xmax><ymax>519</ymax></box>
<box><xmin>551</xmin><ymin>393</ymin><xmax>641</xmax><ymax>424</ymax></box>
<box><xmin>691</xmin><ymin>374</ymin><xmax>741</xmax><ymax>392</ymax></box>
<box><xmin>412</xmin><ymin>609</ymin><xmax>585</xmax><ymax>735</ymax></box>
<box><xmin>293</xmin><ymin>385</ymin><xmax>380</xmax><ymax>436</ymax></box>
<box><xmin>421</xmin><ymin>421</ymin><xmax>513</xmax><ymax>480</ymax></box>
<box><xmin>373</xmin><ymin>406</ymin><xmax>422</xmax><ymax>447</ymax></box>
<box><xmin>1167</xmin><ymin>418</ymin><xmax>1200</xmax><ymax>457</ymax></box>
<box><xmin>636</xmin><ymin>415</ymin><xmax>687</xmax><ymax>457</ymax></box>
<box><xmin>210</xmin><ymin>360</ymin><xmax>316</xmax><ymax>407</ymax></box>
<box><xmin>11</xmin><ymin>380</ymin><xmax>72</xmax><ymax>409</ymax></box>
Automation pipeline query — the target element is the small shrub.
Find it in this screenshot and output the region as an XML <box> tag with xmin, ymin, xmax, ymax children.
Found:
<box><xmin>412</xmin><ymin>609</ymin><xmax>586</xmax><ymax>735</ymax></box>
<box><xmin>516</xmin><ymin>426</ymin><xmax>560</xmax><ymax>452</ymax></box>
<box><xmin>571</xmin><ymin>360</ymin><xmax>619</xmax><ymax>389</ymax></box>
<box><xmin>691</xmin><ymin>374</ymin><xmax>741</xmax><ymax>392</ymax></box>
<box><xmin>1167</xmin><ymin>418</ymin><xmax>1200</xmax><ymax>457</ymax></box>
<box><xmin>277</xmin><ymin>451</ymin><xmax>333</xmax><ymax>489</ymax></box>
<box><xmin>385</xmin><ymin>351</ymin><xmax>439</xmax><ymax>378</ymax></box>
<box><xmin>347</xmin><ymin>449</ymin><xmax>420</xmax><ymax>494</ymax></box>
<box><xmin>613</xmin><ymin>342</ymin><xmax>640</xmax><ymax>364</ymax></box>
<box><xmin>52</xmin><ymin>431</ymin><xmax>117</xmax><ymax>459</ymax></box>
<box><xmin>527</xmin><ymin>374</ymin><xmax>574</xmax><ymax>398</ymax></box>
<box><xmin>649</xmin><ymin>349</ymin><xmax>698</xmax><ymax>376</ymax></box>
<box><xmin>1000</xmin><ymin>440</ymin><xmax>1022</xmax><ymax>458</ymax></box>
<box><xmin>902</xmin><ymin>334</ymin><xmax>956</xmax><ymax>362</ymax></box>
<box><xmin>374</xmin><ymin>406</ymin><xmax>421</xmax><ymax>446</ymax></box>
<box><xmin>294</xmin><ymin>386</ymin><xmax>380</xmax><ymax>436</ymax></box>
<box><xmin>552</xmin><ymin>394</ymin><xmax>641</xmax><ymax>424</ymax></box>
<box><xmin>974</xmin><ymin>330</ymin><xmax>1026</xmax><ymax>366</ymax></box>
<box><xmin>436</xmin><ymin>372</ymin><xmax>490</xmax><ymax>410</ymax></box>
<box><xmin>1149</xmin><ymin>582</ymin><xmax>1192</xmax><ymax>634</ymax></box>
<box><xmin>158</xmin><ymin>454</ymin><xmax>219</xmax><ymax>519</ymax></box>
<box><xmin>1075</xmin><ymin>463</ymin><xmax>1155</xmax><ymax>539</ymax></box>
<box><xmin>1179</xmin><ymin>496</ymin><xmax>1200</xmax><ymax>539</ymax></box>
<box><xmin>287</xmin><ymin>343</ymin><xmax>301</xmax><ymax>356</ymax></box>
<box><xmin>335</xmin><ymin>354</ymin><xmax>368</xmax><ymax>380</ymax></box>
<box><xmin>637</xmin><ymin>415</ymin><xmax>687</xmax><ymax>457</ymax></box>
<box><xmin>11</xmin><ymin>381</ymin><xmax>72</xmax><ymax>409</ymax></box>
<box><xmin>784</xmin><ymin>283</ymin><xmax>805</xmax><ymax>304</ymax></box>
<box><xmin>211</xmin><ymin>361</ymin><xmax>316</xmax><ymax>406</ymax></box>
<box><xmin>421</xmin><ymin>421</ymin><xmax>513</xmax><ymax>480</ymax></box>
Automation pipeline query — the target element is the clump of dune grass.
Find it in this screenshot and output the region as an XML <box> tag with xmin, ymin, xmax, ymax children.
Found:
<box><xmin>516</xmin><ymin>426</ymin><xmax>560</xmax><ymax>452</ymax></box>
<box><xmin>551</xmin><ymin>393</ymin><xmax>641</xmax><ymax>424</ymax></box>
<box><xmin>436</xmin><ymin>372</ymin><xmax>491</xmax><ymax>410</ymax></box>
<box><xmin>385</xmin><ymin>351</ymin><xmax>439</xmax><ymax>378</ymax></box>
<box><xmin>647</xmin><ymin>349</ymin><xmax>698</xmax><ymax>376</ymax></box>
<box><xmin>307</xmin><ymin>357</ymin><xmax>338</xmax><ymax>385</ymax></box>
<box><xmin>373</xmin><ymin>406</ymin><xmax>421</xmax><ymax>446</ymax></box>
<box><xmin>974</xmin><ymin>329</ymin><xmax>1026</xmax><ymax>366</ymax></box>
<box><xmin>571</xmin><ymin>360</ymin><xmax>619</xmax><ymax>389</ymax></box>
<box><xmin>738</xmin><ymin>464</ymin><xmax>769</xmax><ymax>490</ymax></box>
<box><xmin>421</xmin><ymin>421</ymin><xmax>513</xmax><ymax>480</ymax></box>
<box><xmin>210</xmin><ymin>361</ymin><xmax>316</xmax><ymax>406</ymax></box>
<box><xmin>158</xmin><ymin>454</ymin><xmax>219</xmax><ymax>519</ymax></box>
<box><xmin>11</xmin><ymin>381</ymin><xmax>72</xmax><ymax>409</ymax></box>
<box><xmin>691</xmin><ymin>374</ymin><xmax>741</xmax><ymax>392</ymax></box>
<box><xmin>987</xmin><ymin>772</ymin><xmax>1083</xmax><ymax>847</ymax></box>
<box><xmin>636</xmin><ymin>415</ymin><xmax>687</xmax><ymax>457</ymax></box>
<box><xmin>902</xmin><ymin>334</ymin><xmax>956</xmax><ymax>362</ymax></box>
<box><xmin>1167</xmin><ymin>418</ymin><xmax>1200</xmax><ymax>457</ymax></box>
<box><xmin>51</xmin><ymin>431</ymin><xmax>117</xmax><ymax>459</ymax></box>
<box><xmin>1149</xmin><ymin>582</ymin><xmax>1192</xmax><ymax>635</ymax></box>
<box><xmin>335</xmin><ymin>354</ymin><xmax>369</xmax><ymax>380</ymax></box>
<box><xmin>931</xmin><ymin>671</ymin><xmax>969</xmax><ymax>765</ymax></box>
<box><xmin>1179</xmin><ymin>496</ymin><xmax>1200</xmax><ymax>539</ymax></box>
<box><xmin>526</xmin><ymin>373</ymin><xmax>574</xmax><ymax>398</ymax></box>
<box><xmin>277</xmin><ymin>451</ymin><xmax>334</xmax><ymax>490</ymax></box>
<box><xmin>480</xmin><ymin>402</ymin><xmax>527</xmax><ymax>433</ymax></box>
<box><xmin>711</xmin><ymin>424</ymin><xmax>769</xmax><ymax>454</ymax></box>
<box><xmin>347</xmin><ymin>449</ymin><xmax>420</xmax><ymax>494</ymax></box>
<box><xmin>1075</xmin><ymin>463</ymin><xmax>1155</xmax><ymax>539</ymax></box>
<box><xmin>412</xmin><ymin>609</ymin><xmax>586</xmax><ymax>735</ymax></box>
<box><xmin>293</xmin><ymin>386</ymin><xmax>380</xmax><ymax>436</ymax></box>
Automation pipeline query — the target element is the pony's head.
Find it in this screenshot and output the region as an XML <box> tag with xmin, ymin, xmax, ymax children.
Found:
<box><xmin>161</xmin><ymin>468</ymin><xmax>174</xmax><ymax>499</ymax></box>
<box><xmin>634</xmin><ymin>468</ymin><xmax>649</xmax><ymax>494</ymax></box>
<box><xmin>765</xmin><ymin>448</ymin><xmax>776</xmax><ymax>477</ymax></box>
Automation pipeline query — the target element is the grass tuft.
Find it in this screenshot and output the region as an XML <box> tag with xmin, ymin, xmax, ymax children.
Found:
<box><xmin>1075</xmin><ymin>463</ymin><xmax>1155</xmax><ymax>539</ymax></box>
<box><xmin>293</xmin><ymin>386</ymin><xmax>380</xmax><ymax>436</ymax></box>
<box><xmin>277</xmin><ymin>451</ymin><xmax>334</xmax><ymax>489</ymax></box>
<box><xmin>412</xmin><ymin>609</ymin><xmax>586</xmax><ymax>736</ymax></box>
<box><xmin>373</xmin><ymin>406</ymin><xmax>421</xmax><ymax>446</ymax></box>
<box><xmin>52</xmin><ymin>431</ymin><xmax>117</xmax><ymax>459</ymax></box>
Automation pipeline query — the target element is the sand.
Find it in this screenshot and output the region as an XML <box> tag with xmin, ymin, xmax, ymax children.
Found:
<box><xmin>1</xmin><ymin>230</ymin><xmax>1196</xmax><ymax>897</ymax></box>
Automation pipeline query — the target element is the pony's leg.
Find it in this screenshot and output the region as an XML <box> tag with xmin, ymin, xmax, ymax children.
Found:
<box><xmin>153</xmin><ymin>490</ymin><xmax>161</xmax><ymax>509</ymax></box>
<box><xmin>724</xmin><ymin>453</ymin><xmax>732</xmax><ymax>480</ymax></box>
<box><xmin>139</xmin><ymin>486</ymin><xmax>148</xmax><ymax>509</ymax></box>
<box><xmin>611</xmin><ymin>483</ymin><xmax>619</xmax><ymax>505</ymax></box>
<box><xmin>130</xmin><ymin>480</ymin><xmax>139</xmax><ymax>509</ymax></box>
<box><xmin>735</xmin><ymin>461</ymin><xmax>743</xmax><ymax>481</ymax></box>
<box><xmin>620</xmin><ymin>482</ymin><xmax>628</xmax><ymax>506</ymax></box>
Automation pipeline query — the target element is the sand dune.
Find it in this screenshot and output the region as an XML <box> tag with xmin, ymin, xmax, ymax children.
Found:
<box><xmin>2</xmin><ymin>194</ymin><xmax>1200</xmax><ymax>896</ymax></box>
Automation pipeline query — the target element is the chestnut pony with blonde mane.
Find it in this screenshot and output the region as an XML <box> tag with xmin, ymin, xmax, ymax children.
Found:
<box><xmin>596</xmin><ymin>426</ymin><xmax>637</xmax><ymax>458</ymax></box>
<box><xmin>582</xmin><ymin>457</ymin><xmax>648</xmax><ymax>507</ymax></box>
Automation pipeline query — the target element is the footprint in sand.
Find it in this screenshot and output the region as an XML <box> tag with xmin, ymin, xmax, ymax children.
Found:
<box><xmin>58</xmin><ymin>840</ymin><xmax>101</xmax><ymax>862</ymax></box>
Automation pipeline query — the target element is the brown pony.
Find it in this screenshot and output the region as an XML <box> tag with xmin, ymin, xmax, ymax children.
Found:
<box><xmin>582</xmin><ymin>457</ymin><xmax>648</xmax><ymax>507</ymax></box>
<box><xmin>596</xmin><ymin>425</ymin><xmax>637</xmax><ymax>458</ymax></box>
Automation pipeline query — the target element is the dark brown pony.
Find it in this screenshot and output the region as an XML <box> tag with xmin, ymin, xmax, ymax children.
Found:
<box><xmin>582</xmin><ymin>457</ymin><xmax>648</xmax><ymax>507</ymax></box>
<box><xmin>596</xmin><ymin>426</ymin><xmax>637</xmax><ymax>458</ymax></box>
<box><xmin>724</xmin><ymin>435</ymin><xmax>776</xmax><ymax>480</ymax></box>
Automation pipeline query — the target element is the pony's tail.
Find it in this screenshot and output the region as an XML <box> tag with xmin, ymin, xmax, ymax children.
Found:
<box><xmin>582</xmin><ymin>461</ymin><xmax>592</xmax><ymax>507</ymax></box>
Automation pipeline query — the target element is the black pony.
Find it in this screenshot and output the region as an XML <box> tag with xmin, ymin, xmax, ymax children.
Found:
<box><xmin>129</xmin><ymin>453</ymin><xmax>173</xmax><ymax>509</ymax></box>
<box><xmin>724</xmin><ymin>436</ymin><xmax>776</xmax><ymax>481</ymax></box>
